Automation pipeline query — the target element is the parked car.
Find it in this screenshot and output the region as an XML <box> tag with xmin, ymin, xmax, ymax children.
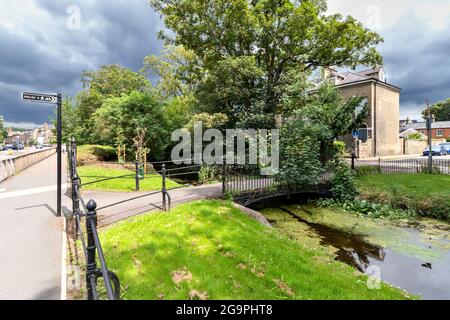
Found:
<box><xmin>11</xmin><ymin>143</ymin><xmax>24</xmax><ymax>151</ymax></box>
<box><xmin>440</xmin><ymin>143</ymin><xmax>450</xmax><ymax>153</ymax></box>
<box><xmin>2</xmin><ymin>144</ymin><xmax>14</xmax><ymax>151</ymax></box>
<box><xmin>423</xmin><ymin>145</ymin><xmax>448</xmax><ymax>156</ymax></box>
<box><xmin>36</xmin><ymin>144</ymin><xmax>44</xmax><ymax>149</ymax></box>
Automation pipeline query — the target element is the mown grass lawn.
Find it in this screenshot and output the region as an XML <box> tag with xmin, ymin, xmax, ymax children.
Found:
<box><xmin>100</xmin><ymin>200</ymin><xmax>412</xmax><ymax>300</ymax></box>
<box><xmin>78</xmin><ymin>165</ymin><xmax>180</xmax><ymax>192</ymax></box>
<box><xmin>356</xmin><ymin>173</ymin><xmax>450</xmax><ymax>220</ymax></box>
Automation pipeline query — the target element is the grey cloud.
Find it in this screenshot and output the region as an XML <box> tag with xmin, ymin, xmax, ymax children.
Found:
<box><xmin>0</xmin><ymin>0</ymin><xmax>162</xmax><ymax>125</ymax></box>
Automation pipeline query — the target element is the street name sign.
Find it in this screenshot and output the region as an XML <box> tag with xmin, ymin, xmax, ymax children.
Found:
<box><xmin>21</xmin><ymin>92</ymin><xmax>58</xmax><ymax>104</ymax></box>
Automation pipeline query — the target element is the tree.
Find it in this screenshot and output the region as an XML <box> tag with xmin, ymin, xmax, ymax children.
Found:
<box><xmin>0</xmin><ymin>115</ymin><xmax>6</xmax><ymax>143</ymax></box>
<box><xmin>277</xmin><ymin>81</ymin><xmax>366</xmax><ymax>187</ymax></box>
<box><xmin>150</xmin><ymin>0</ymin><xmax>383</xmax><ymax>126</ymax></box>
<box><xmin>76</xmin><ymin>65</ymin><xmax>153</xmax><ymax>143</ymax></box>
<box><xmin>93</xmin><ymin>91</ymin><xmax>168</xmax><ymax>160</ymax></box>
<box><xmin>142</xmin><ymin>45</ymin><xmax>200</xmax><ymax>98</ymax></box>
<box><xmin>53</xmin><ymin>97</ymin><xmax>80</xmax><ymax>143</ymax></box>
<box><xmin>422</xmin><ymin>98</ymin><xmax>450</xmax><ymax>121</ymax></box>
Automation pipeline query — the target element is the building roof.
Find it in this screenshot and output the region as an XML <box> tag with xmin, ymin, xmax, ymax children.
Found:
<box><xmin>406</xmin><ymin>121</ymin><xmax>450</xmax><ymax>130</ymax></box>
<box><xmin>311</xmin><ymin>66</ymin><xmax>401</xmax><ymax>92</ymax></box>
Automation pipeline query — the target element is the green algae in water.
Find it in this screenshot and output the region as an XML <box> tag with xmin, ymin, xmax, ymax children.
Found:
<box><xmin>261</xmin><ymin>205</ymin><xmax>450</xmax><ymax>263</ymax></box>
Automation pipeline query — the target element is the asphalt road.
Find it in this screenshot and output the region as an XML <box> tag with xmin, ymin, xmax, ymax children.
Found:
<box><xmin>0</xmin><ymin>153</ymin><xmax>68</xmax><ymax>300</ymax></box>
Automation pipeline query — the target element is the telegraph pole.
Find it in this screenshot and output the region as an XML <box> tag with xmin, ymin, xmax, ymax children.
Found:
<box><xmin>426</xmin><ymin>99</ymin><xmax>433</xmax><ymax>174</ymax></box>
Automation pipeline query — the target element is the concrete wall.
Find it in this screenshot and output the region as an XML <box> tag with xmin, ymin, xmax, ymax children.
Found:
<box><xmin>0</xmin><ymin>148</ymin><xmax>56</xmax><ymax>183</ymax></box>
<box><xmin>402</xmin><ymin>139</ymin><xmax>427</xmax><ymax>155</ymax></box>
<box><xmin>374</xmin><ymin>84</ymin><xmax>401</xmax><ymax>156</ymax></box>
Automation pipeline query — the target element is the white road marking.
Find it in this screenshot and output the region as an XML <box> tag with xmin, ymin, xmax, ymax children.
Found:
<box><xmin>61</xmin><ymin>217</ymin><xmax>67</xmax><ymax>301</ymax></box>
<box><xmin>0</xmin><ymin>184</ymin><xmax>68</xmax><ymax>200</ymax></box>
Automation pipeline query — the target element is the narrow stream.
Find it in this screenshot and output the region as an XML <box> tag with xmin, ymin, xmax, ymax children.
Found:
<box><xmin>252</xmin><ymin>196</ymin><xmax>450</xmax><ymax>300</ymax></box>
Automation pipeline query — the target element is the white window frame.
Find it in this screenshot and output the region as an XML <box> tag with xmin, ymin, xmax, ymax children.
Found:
<box><xmin>437</xmin><ymin>129</ymin><xmax>444</xmax><ymax>137</ymax></box>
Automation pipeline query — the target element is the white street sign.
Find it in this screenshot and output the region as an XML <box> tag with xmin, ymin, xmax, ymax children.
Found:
<box><xmin>21</xmin><ymin>92</ymin><xmax>58</xmax><ymax>104</ymax></box>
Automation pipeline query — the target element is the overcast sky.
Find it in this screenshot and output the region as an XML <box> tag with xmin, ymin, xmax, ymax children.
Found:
<box><xmin>0</xmin><ymin>0</ymin><xmax>449</xmax><ymax>128</ymax></box>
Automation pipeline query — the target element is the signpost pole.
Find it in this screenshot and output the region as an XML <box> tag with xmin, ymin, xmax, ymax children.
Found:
<box><xmin>21</xmin><ymin>91</ymin><xmax>62</xmax><ymax>217</ymax></box>
<box><xmin>57</xmin><ymin>93</ymin><xmax>62</xmax><ymax>217</ymax></box>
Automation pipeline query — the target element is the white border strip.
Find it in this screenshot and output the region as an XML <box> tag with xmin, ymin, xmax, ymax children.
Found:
<box><xmin>60</xmin><ymin>216</ymin><xmax>67</xmax><ymax>300</ymax></box>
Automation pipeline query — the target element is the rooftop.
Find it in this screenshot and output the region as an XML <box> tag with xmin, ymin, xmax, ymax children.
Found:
<box><xmin>406</xmin><ymin>121</ymin><xmax>450</xmax><ymax>130</ymax></box>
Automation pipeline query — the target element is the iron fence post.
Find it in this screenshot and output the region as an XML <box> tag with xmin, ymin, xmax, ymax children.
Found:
<box><xmin>351</xmin><ymin>153</ymin><xmax>356</xmax><ymax>170</ymax></box>
<box><xmin>135</xmin><ymin>161</ymin><xmax>140</xmax><ymax>191</ymax></box>
<box><xmin>162</xmin><ymin>164</ymin><xmax>167</xmax><ymax>211</ymax></box>
<box><xmin>222</xmin><ymin>162</ymin><xmax>226</xmax><ymax>197</ymax></box>
<box><xmin>86</xmin><ymin>199</ymin><xmax>98</xmax><ymax>300</ymax></box>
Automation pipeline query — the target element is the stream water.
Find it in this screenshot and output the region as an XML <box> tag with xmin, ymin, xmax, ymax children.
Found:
<box><xmin>252</xmin><ymin>196</ymin><xmax>450</xmax><ymax>300</ymax></box>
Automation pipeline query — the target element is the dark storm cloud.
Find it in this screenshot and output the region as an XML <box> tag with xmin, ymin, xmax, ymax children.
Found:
<box><xmin>0</xmin><ymin>0</ymin><xmax>163</xmax><ymax>125</ymax></box>
<box><xmin>1</xmin><ymin>1</ymin><xmax>449</xmax><ymax>125</ymax></box>
<box><xmin>377</xmin><ymin>13</ymin><xmax>450</xmax><ymax>119</ymax></box>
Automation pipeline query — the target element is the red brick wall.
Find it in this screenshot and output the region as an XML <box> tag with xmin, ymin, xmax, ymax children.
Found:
<box><xmin>417</xmin><ymin>128</ymin><xmax>450</xmax><ymax>139</ymax></box>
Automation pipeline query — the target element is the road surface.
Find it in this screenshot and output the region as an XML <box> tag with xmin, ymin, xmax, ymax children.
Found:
<box><xmin>0</xmin><ymin>153</ymin><xmax>68</xmax><ymax>300</ymax></box>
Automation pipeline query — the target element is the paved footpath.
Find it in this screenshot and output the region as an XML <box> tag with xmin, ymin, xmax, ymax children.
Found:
<box><xmin>82</xmin><ymin>183</ymin><xmax>223</xmax><ymax>228</ymax></box>
<box><xmin>0</xmin><ymin>154</ymin><xmax>68</xmax><ymax>300</ymax></box>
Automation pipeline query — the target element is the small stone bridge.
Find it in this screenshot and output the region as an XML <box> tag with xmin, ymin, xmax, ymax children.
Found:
<box><xmin>223</xmin><ymin>165</ymin><xmax>332</xmax><ymax>207</ymax></box>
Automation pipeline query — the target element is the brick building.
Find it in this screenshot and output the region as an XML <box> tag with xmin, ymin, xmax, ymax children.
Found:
<box><xmin>405</xmin><ymin>121</ymin><xmax>450</xmax><ymax>140</ymax></box>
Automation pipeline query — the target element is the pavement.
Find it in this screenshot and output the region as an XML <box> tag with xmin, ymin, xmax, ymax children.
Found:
<box><xmin>82</xmin><ymin>183</ymin><xmax>223</xmax><ymax>228</ymax></box>
<box><xmin>0</xmin><ymin>153</ymin><xmax>68</xmax><ymax>300</ymax></box>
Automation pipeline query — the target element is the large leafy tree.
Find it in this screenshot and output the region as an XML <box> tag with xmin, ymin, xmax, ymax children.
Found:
<box><xmin>422</xmin><ymin>98</ymin><xmax>450</xmax><ymax>122</ymax></box>
<box><xmin>151</xmin><ymin>0</ymin><xmax>383</xmax><ymax>126</ymax></box>
<box><xmin>76</xmin><ymin>65</ymin><xmax>152</xmax><ymax>143</ymax></box>
<box><xmin>277</xmin><ymin>81</ymin><xmax>367</xmax><ymax>187</ymax></box>
<box><xmin>93</xmin><ymin>91</ymin><xmax>168</xmax><ymax>160</ymax></box>
<box><xmin>143</xmin><ymin>45</ymin><xmax>200</xmax><ymax>98</ymax></box>
<box><xmin>0</xmin><ymin>115</ymin><xmax>6</xmax><ymax>143</ymax></box>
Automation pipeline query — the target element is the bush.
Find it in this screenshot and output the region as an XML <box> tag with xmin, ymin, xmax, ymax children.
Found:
<box><xmin>198</xmin><ymin>165</ymin><xmax>220</xmax><ymax>183</ymax></box>
<box><xmin>356</xmin><ymin>165</ymin><xmax>381</xmax><ymax>177</ymax></box>
<box><xmin>317</xmin><ymin>198</ymin><xmax>414</xmax><ymax>220</ymax></box>
<box><xmin>77</xmin><ymin>145</ymin><xmax>117</xmax><ymax>165</ymax></box>
<box><xmin>329</xmin><ymin>161</ymin><xmax>357</xmax><ymax>201</ymax></box>
<box><xmin>333</xmin><ymin>141</ymin><xmax>346</xmax><ymax>157</ymax></box>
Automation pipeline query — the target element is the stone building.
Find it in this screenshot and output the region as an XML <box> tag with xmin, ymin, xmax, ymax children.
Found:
<box><xmin>315</xmin><ymin>67</ymin><xmax>401</xmax><ymax>158</ymax></box>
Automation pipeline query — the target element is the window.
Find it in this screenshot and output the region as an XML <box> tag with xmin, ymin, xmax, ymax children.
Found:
<box><xmin>355</xmin><ymin>98</ymin><xmax>369</xmax><ymax>117</ymax></box>
<box><xmin>437</xmin><ymin>129</ymin><xmax>444</xmax><ymax>137</ymax></box>
<box><xmin>357</xmin><ymin>124</ymin><xmax>372</xmax><ymax>142</ymax></box>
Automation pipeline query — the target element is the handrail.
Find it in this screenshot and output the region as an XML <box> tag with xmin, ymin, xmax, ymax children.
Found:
<box><xmin>89</xmin><ymin>218</ymin><xmax>115</xmax><ymax>300</ymax></box>
<box><xmin>68</xmin><ymin>138</ymin><xmax>120</xmax><ymax>300</ymax></box>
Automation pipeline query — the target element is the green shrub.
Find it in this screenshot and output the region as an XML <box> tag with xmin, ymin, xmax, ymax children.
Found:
<box><xmin>77</xmin><ymin>145</ymin><xmax>117</xmax><ymax>165</ymax></box>
<box><xmin>317</xmin><ymin>198</ymin><xmax>414</xmax><ymax>220</ymax></box>
<box><xmin>355</xmin><ymin>165</ymin><xmax>381</xmax><ymax>177</ymax></box>
<box><xmin>198</xmin><ymin>165</ymin><xmax>220</xmax><ymax>183</ymax></box>
<box><xmin>329</xmin><ymin>161</ymin><xmax>357</xmax><ymax>201</ymax></box>
<box><xmin>333</xmin><ymin>141</ymin><xmax>346</xmax><ymax>157</ymax></box>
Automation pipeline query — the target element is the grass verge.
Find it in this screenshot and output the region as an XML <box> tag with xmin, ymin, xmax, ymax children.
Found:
<box><xmin>99</xmin><ymin>200</ymin><xmax>411</xmax><ymax>300</ymax></box>
<box><xmin>356</xmin><ymin>173</ymin><xmax>450</xmax><ymax>221</ymax></box>
<box><xmin>78</xmin><ymin>165</ymin><xmax>180</xmax><ymax>192</ymax></box>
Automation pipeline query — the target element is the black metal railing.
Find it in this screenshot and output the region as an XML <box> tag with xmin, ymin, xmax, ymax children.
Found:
<box><xmin>68</xmin><ymin>138</ymin><xmax>120</xmax><ymax>300</ymax></box>
<box><xmin>221</xmin><ymin>163</ymin><xmax>334</xmax><ymax>200</ymax></box>
<box><xmin>353</xmin><ymin>157</ymin><xmax>450</xmax><ymax>175</ymax></box>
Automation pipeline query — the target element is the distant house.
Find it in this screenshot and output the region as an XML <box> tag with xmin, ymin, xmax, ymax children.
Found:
<box><xmin>313</xmin><ymin>66</ymin><xmax>401</xmax><ymax>158</ymax></box>
<box><xmin>405</xmin><ymin>121</ymin><xmax>450</xmax><ymax>140</ymax></box>
<box><xmin>4</xmin><ymin>122</ymin><xmax>54</xmax><ymax>146</ymax></box>
<box><xmin>400</xmin><ymin>118</ymin><xmax>418</xmax><ymax>130</ymax></box>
